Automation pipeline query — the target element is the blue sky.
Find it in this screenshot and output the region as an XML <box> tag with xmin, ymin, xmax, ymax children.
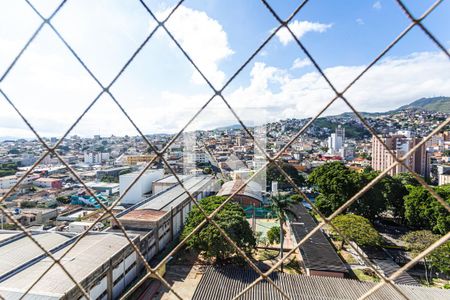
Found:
<box><xmin>0</xmin><ymin>0</ymin><xmax>449</xmax><ymax>138</ymax></box>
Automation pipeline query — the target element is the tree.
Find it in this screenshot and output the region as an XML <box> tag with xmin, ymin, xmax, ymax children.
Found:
<box><xmin>181</xmin><ymin>196</ymin><xmax>255</xmax><ymax>261</ymax></box>
<box><xmin>56</xmin><ymin>196</ymin><xmax>70</xmax><ymax>204</ymax></box>
<box><xmin>308</xmin><ymin>162</ymin><xmax>386</xmax><ymax>220</ymax></box>
<box><xmin>270</xmin><ymin>193</ymin><xmax>298</xmax><ymax>271</ymax></box>
<box><xmin>331</xmin><ymin>214</ymin><xmax>381</xmax><ymax>249</ymax></box>
<box><xmin>428</xmin><ymin>241</ymin><xmax>450</xmax><ymax>277</ymax></box>
<box><xmin>267</xmin><ymin>162</ymin><xmax>305</xmax><ymax>191</ymax></box>
<box><xmin>402</xmin><ymin>230</ymin><xmax>440</xmax><ymax>283</ymax></box>
<box><xmin>351</xmin><ymin>170</ymin><xmax>387</xmax><ymax>221</ymax></box>
<box><xmin>20</xmin><ymin>201</ymin><xmax>37</xmax><ymax>208</ymax></box>
<box><xmin>394</xmin><ymin>172</ymin><xmax>420</xmax><ymax>187</ymax></box>
<box><xmin>404</xmin><ymin>185</ymin><xmax>450</xmax><ymax>234</ymax></box>
<box><xmin>308</xmin><ymin>162</ymin><xmax>358</xmax><ymax>216</ymax></box>
<box><xmin>101</xmin><ymin>175</ymin><xmax>119</xmax><ymax>183</ymax></box>
<box><xmin>267</xmin><ymin>226</ymin><xmax>286</xmax><ymax>245</ymax></box>
<box><xmin>380</xmin><ymin>175</ymin><xmax>409</xmax><ymax>222</ymax></box>
<box><xmin>118</xmin><ymin>169</ymin><xmax>131</xmax><ymax>176</ymax></box>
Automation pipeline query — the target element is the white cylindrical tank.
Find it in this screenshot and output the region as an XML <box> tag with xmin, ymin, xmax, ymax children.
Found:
<box><xmin>119</xmin><ymin>169</ymin><xmax>164</xmax><ymax>205</ymax></box>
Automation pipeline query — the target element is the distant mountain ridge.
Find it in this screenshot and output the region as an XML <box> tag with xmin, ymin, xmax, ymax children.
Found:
<box><xmin>213</xmin><ymin>96</ymin><xmax>450</xmax><ymax>131</ymax></box>
<box><xmin>395</xmin><ymin>96</ymin><xmax>450</xmax><ymax>113</ymax></box>
<box><xmin>334</xmin><ymin>96</ymin><xmax>450</xmax><ymax>118</ymax></box>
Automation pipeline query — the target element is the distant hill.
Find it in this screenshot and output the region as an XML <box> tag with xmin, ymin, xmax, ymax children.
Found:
<box><xmin>396</xmin><ymin>96</ymin><xmax>450</xmax><ymax>113</ymax></box>
<box><xmin>334</xmin><ymin>96</ymin><xmax>450</xmax><ymax>118</ymax></box>
<box><xmin>211</xmin><ymin>96</ymin><xmax>450</xmax><ymax>133</ymax></box>
<box><xmin>213</xmin><ymin>124</ymin><xmax>244</xmax><ymax>131</ymax></box>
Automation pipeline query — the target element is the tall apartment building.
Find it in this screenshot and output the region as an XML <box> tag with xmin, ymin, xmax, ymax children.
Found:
<box><xmin>327</xmin><ymin>125</ymin><xmax>345</xmax><ymax>155</ymax></box>
<box><xmin>371</xmin><ymin>131</ymin><xmax>428</xmax><ymax>177</ymax></box>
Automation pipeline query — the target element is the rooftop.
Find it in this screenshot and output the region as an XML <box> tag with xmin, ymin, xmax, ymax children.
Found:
<box><xmin>289</xmin><ymin>203</ymin><xmax>347</xmax><ymax>274</ymax></box>
<box><xmin>119</xmin><ymin>209</ymin><xmax>167</xmax><ymax>222</ymax></box>
<box><xmin>135</xmin><ymin>175</ymin><xmax>212</xmax><ymax>212</ymax></box>
<box><xmin>0</xmin><ymin>233</ymin><xmax>135</xmax><ymax>298</ymax></box>
<box><xmin>192</xmin><ymin>266</ymin><xmax>450</xmax><ymax>300</ymax></box>
<box><xmin>217</xmin><ymin>179</ymin><xmax>263</xmax><ymax>203</ymax></box>
<box><xmin>0</xmin><ymin>232</ymin><xmax>72</xmax><ymax>278</ymax></box>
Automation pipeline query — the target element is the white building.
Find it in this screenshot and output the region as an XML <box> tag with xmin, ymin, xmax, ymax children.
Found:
<box><xmin>327</xmin><ymin>125</ymin><xmax>345</xmax><ymax>155</ymax></box>
<box><xmin>119</xmin><ymin>169</ymin><xmax>164</xmax><ymax>205</ymax></box>
<box><xmin>0</xmin><ymin>176</ymin><xmax>17</xmax><ymax>190</ymax></box>
<box><xmin>0</xmin><ymin>174</ymin><xmax>37</xmax><ymax>190</ymax></box>
<box><xmin>84</xmin><ymin>152</ymin><xmax>110</xmax><ymax>165</ymax></box>
<box><xmin>439</xmin><ymin>173</ymin><xmax>450</xmax><ymax>186</ymax></box>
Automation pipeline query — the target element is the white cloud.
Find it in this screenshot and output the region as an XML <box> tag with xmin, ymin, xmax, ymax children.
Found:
<box><xmin>160</xmin><ymin>5</ymin><xmax>234</xmax><ymax>87</ymax></box>
<box><xmin>221</xmin><ymin>50</ymin><xmax>450</xmax><ymax>127</ymax></box>
<box><xmin>356</xmin><ymin>18</ymin><xmax>365</xmax><ymax>25</ymax></box>
<box><xmin>276</xmin><ymin>20</ymin><xmax>332</xmax><ymax>46</ymax></box>
<box><xmin>373</xmin><ymin>1</ymin><xmax>382</xmax><ymax>10</ymax></box>
<box><xmin>36</xmin><ymin>49</ymin><xmax>450</xmax><ymax>135</ymax></box>
<box><xmin>291</xmin><ymin>58</ymin><xmax>312</xmax><ymax>70</ymax></box>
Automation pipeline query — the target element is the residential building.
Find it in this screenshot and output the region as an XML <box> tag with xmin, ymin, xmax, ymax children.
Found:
<box><xmin>84</xmin><ymin>152</ymin><xmax>110</xmax><ymax>165</ymax></box>
<box><xmin>371</xmin><ymin>132</ymin><xmax>427</xmax><ymax>177</ymax></box>
<box><xmin>34</xmin><ymin>178</ymin><xmax>63</xmax><ymax>189</ymax></box>
<box><xmin>124</xmin><ymin>154</ymin><xmax>157</xmax><ymax>165</ymax></box>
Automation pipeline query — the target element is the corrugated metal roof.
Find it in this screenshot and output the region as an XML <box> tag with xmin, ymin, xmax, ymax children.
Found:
<box><xmin>137</xmin><ymin>175</ymin><xmax>212</xmax><ymax>211</ymax></box>
<box><xmin>371</xmin><ymin>259</ymin><xmax>418</xmax><ymax>286</ymax></box>
<box><xmin>0</xmin><ymin>233</ymin><xmax>134</xmax><ymax>298</ymax></box>
<box><xmin>0</xmin><ymin>232</ymin><xmax>20</xmax><ymax>243</ymax></box>
<box><xmin>289</xmin><ymin>204</ymin><xmax>347</xmax><ymax>273</ymax></box>
<box><xmin>192</xmin><ymin>266</ymin><xmax>450</xmax><ymax>300</ymax></box>
<box><xmin>217</xmin><ymin>179</ymin><xmax>263</xmax><ymax>203</ymax></box>
<box><xmin>0</xmin><ymin>232</ymin><xmax>71</xmax><ymax>277</ymax></box>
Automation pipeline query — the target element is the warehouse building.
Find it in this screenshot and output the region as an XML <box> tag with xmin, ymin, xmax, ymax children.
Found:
<box><xmin>0</xmin><ymin>175</ymin><xmax>217</xmax><ymax>300</ymax></box>
<box><xmin>0</xmin><ymin>230</ymin><xmax>140</xmax><ymax>300</ymax></box>
<box><xmin>113</xmin><ymin>174</ymin><xmax>216</xmax><ymax>256</ymax></box>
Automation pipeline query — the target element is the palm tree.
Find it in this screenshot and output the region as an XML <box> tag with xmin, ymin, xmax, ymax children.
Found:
<box><xmin>270</xmin><ymin>193</ymin><xmax>298</xmax><ymax>271</ymax></box>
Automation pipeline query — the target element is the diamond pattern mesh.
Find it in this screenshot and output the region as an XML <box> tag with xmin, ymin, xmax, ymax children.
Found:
<box><xmin>0</xmin><ymin>0</ymin><xmax>448</xmax><ymax>299</ymax></box>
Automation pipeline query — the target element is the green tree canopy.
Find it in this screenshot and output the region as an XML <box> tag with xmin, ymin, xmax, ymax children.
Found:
<box><xmin>393</xmin><ymin>172</ymin><xmax>420</xmax><ymax>187</ymax></box>
<box><xmin>267</xmin><ymin>162</ymin><xmax>305</xmax><ymax>191</ymax></box>
<box><xmin>308</xmin><ymin>162</ymin><xmax>357</xmax><ymax>215</ymax></box>
<box><xmin>267</xmin><ymin>226</ymin><xmax>285</xmax><ymax>245</ymax></box>
<box><xmin>308</xmin><ymin>162</ymin><xmax>387</xmax><ymax>220</ymax></box>
<box><xmin>181</xmin><ymin>196</ymin><xmax>255</xmax><ymax>261</ymax></box>
<box><xmin>404</xmin><ymin>185</ymin><xmax>450</xmax><ymax>234</ymax></box>
<box><xmin>402</xmin><ymin>230</ymin><xmax>438</xmax><ymax>253</ymax></box>
<box><xmin>380</xmin><ymin>175</ymin><xmax>409</xmax><ymax>222</ymax></box>
<box><xmin>402</xmin><ymin>230</ymin><xmax>450</xmax><ymax>281</ymax></box>
<box><xmin>428</xmin><ymin>241</ymin><xmax>450</xmax><ymax>276</ymax></box>
<box><xmin>331</xmin><ymin>214</ymin><xmax>381</xmax><ymax>249</ymax></box>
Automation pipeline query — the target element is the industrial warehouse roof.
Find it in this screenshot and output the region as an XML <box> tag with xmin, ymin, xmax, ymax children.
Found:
<box><xmin>134</xmin><ymin>175</ymin><xmax>212</xmax><ymax>212</ymax></box>
<box><xmin>0</xmin><ymin>233</ymin><xmax>135</xmax><ymax>299</ymax></box>
<box><xmin>119</xmin><ymin>209</ymin><xmax>167</xmax><ymax>222</ymax></box>
<box><xmin>153</xmin><ymin>174</ymin><xmax>190</xmax><ymax>184</ymax></box>
<box><xmin>192</xmin><ymin>266</ymin><xmax>450</xmax><ymax>300</ymax></box>
<box><xmin>0</xmin><ymin>232</ymin><xmax>72</xmax><ymax>278</ymax></box>
<box><xmin>0</xmin><ymin>231</ymin><xmax>20</xmax><ymax>243</ymax></box>
<box><xmin>217</xmin><ymin>179</ymin><xmax>263</xmax><ymax>203</ymax></box>
<box><xmin>289</xmin><ymin>204</ymin><xmax>348</xmax><ymax>274</ymax></box>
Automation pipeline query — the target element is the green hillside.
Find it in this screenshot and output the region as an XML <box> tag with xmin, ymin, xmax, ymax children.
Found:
<box><xmin>397</xmin><ymin>96</ymin><xmax>450</xmax><ymax>113</ymax></box>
